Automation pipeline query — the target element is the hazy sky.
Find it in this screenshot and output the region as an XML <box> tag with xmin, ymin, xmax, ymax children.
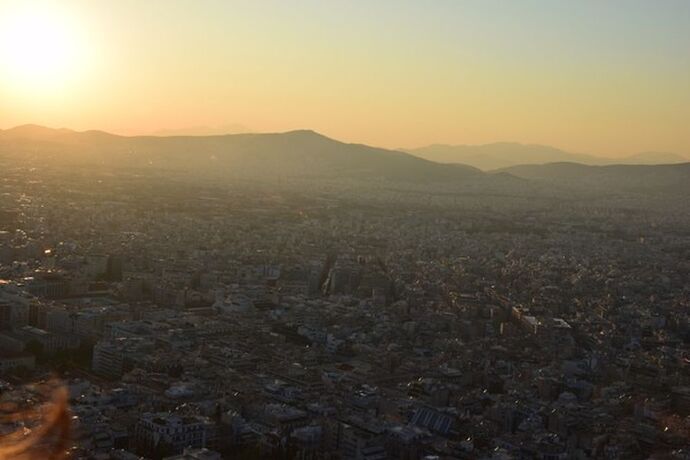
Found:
<box><xmin>1</xmin><ymin>0</ymin><xmax>689</xmax><ymax>156</ymax></box>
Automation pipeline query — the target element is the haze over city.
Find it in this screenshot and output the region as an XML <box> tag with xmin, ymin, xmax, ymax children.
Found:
<box><xmin>0</xmin><ymin>1</ymin><xmax>689</xmax><ymax>460</ymax></box>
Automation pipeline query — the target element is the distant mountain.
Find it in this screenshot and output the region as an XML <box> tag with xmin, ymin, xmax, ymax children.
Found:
<box><xmin>404</xmin><ymin>142</ymin><xmax>688</xmax><ymax>170</ymax></box>
<box><xmin>404</xmin><ymin>143</ymin><xmax>593</xmax><ymax>170</ymax></box>
<box><xmin>496</xmin><ymin>162</ymin><xmax>690</xmax><ymax>195</ymax></box>
<box><xmin>0</xmin><ymin>125</ymin><xmax>482</xmax><ymax>182</ymax></box>
<box><xmin>4</xmin><ymin>125</ymin><xmax>687</xmax><ymax>195</ymax></box>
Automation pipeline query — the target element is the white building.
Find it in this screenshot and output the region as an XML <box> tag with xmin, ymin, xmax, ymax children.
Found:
<box><xmin>92</xmin><ymin>337</ymin><xmax>154</xmax><ymax>379</ymax></box>
<box><xmin>135</xmin><ymin>413</ymin><xmax>212</xmax><ymax>455</ymax></box>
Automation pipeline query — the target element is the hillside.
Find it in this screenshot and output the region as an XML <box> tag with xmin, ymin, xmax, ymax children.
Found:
<box><xmin>4</xmin><ymin>126</ymin><xmax>689</xmax><ymax>196</ymax></box>
<box><xmin>0</xmin><ymin>125</ymin><xmax>482</xmax><ymax>182</ymax></box>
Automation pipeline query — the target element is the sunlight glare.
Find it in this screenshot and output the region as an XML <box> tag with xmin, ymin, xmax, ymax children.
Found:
<box><xmin>0</xmin><ymin>3</ymin><xmax>85</xmax><ymax>91</ymax></box>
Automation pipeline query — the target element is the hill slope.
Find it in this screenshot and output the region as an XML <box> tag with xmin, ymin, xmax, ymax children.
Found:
<box><xmin>0</xmin><ymin>125</ymin><xmax>482</xmax><ymax>182</ymax></box>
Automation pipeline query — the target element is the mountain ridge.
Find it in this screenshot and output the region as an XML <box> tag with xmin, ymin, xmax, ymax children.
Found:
<box><xmin>404</xmin><ymin>142</ymin><xmax>688</xmax><ymax>170</ymax></box>
<box><xmin>2</xmin><ymin>125</ymin><xmax>688</xmax><ymax>195</ymax></box>
<box><xmin>0</xmin><ymin>125</ymin><xmax>483</xmax><ymax>182</ymax></box>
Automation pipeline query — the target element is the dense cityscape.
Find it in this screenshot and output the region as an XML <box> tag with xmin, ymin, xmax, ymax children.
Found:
<box><xmin>1</xmin><ymin>0</ymin><xmax>689</xmax><ymax>458</ymax></box>
<box><xmin>0</xmin><ymin>159</ymin><xmax>688</xmax><ymax>459</ymax></box>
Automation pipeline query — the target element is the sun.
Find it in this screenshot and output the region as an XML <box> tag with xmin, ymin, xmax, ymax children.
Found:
<box><xmin>0</xmin><ymin>4</ymin><xmax>85</xmax><ymax>90</ymax></box>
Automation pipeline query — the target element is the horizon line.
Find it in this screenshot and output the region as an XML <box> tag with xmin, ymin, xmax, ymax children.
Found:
<box><xmin>1</xmin><ymin>123</ymin><xmax>687</xmax><ymax>160</ymax></box>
